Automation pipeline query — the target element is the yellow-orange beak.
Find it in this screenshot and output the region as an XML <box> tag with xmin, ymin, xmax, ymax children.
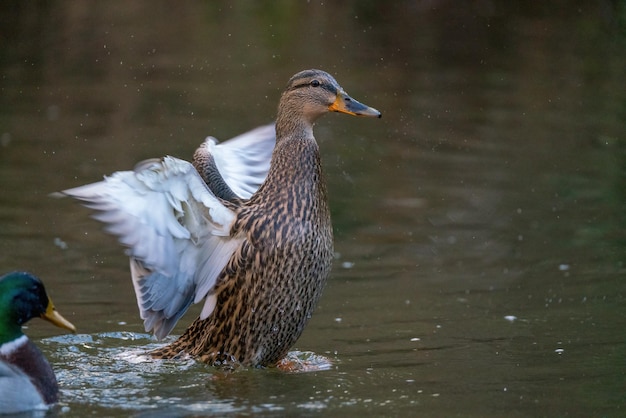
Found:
<box><xmin>41</xmin><ymin>299</ymin><xmax>76</xmax><ymax>333</ymax></box>
<box><xmin>329</xmin><ymin>90</ymin><xmax>381</xmax><ymax>118</ymax></box>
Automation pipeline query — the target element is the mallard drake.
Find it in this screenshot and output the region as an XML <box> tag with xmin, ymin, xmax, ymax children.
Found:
<box><xmin>0</xmin><ymin>271</ymin><xmax>76</xmax><ymax>413</ymax></box>
<box><xmin>62</xmin><ymin>69</ymin><xmax>381</xmax><ymax>367</ymax></box>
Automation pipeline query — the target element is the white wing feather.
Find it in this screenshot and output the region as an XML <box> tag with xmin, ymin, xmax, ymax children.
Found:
<box><xmin>63</xmin><ymin>156</ymin><xmax>242</xmax><ymax>339</ymax></box>
<box><xmin>204</xmin><ymin>123</ymin><xmax>275</xmax><ymax>199</ymax></box>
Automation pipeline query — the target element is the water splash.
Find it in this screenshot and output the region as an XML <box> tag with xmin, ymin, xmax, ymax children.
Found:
<box><xmin>40</xmin><ymin>332</ymin><xmax>333</xmax><ymax>414</ymax></box>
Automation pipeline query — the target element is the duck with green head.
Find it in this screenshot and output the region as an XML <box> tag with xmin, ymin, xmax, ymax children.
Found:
<box><xmin>0</xmin><ymin>271</ymin><xmax>76</xmax><ymax>413</ymax></box>
<box><xmin>62</xmin><ymin>69</ymin><xmax>381</xmax><ymax>367</ymax></box>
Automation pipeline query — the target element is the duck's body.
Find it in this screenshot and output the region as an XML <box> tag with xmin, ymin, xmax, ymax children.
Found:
<box><xmin>63</xmin><ymin>69</ymin><xmax>380</xmax><ymax>367</ymax></box>
<box><xmin>0</xmin><ymin>272</ymin><xmax>76</xmax><ymax>413</ymax></box>
<box><xmin>158</xmin><ymin>123</ymin><xmax>334</xmax><ymax>365</ymax></box>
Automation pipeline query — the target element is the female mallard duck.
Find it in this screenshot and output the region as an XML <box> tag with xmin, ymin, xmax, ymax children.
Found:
<box><xmin>62</xmin><ymin>69</ymin><xmax>381</xmax><ymax>367</ymax></box>
<box><xmin>0</xmin><ymin>271</ymin><xmax>76</xmax><ymax>413</ymax></box>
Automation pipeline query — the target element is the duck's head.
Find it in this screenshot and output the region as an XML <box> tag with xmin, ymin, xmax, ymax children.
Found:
<box><xmin>279</xmin><ymin>69</ymin><xmax>381</xmax><ymax>126</ymax></box>
<box><xmin>0</xmin><ymin>272</ymin><xmax>76</xmax><ymax>344</ymax></box>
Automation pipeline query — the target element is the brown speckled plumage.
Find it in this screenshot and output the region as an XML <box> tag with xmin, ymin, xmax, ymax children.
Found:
<box><xmin>64</xmin><ymin>69</ymin><xmax>380</xmax><ymax>367</ymax></box>
<box><xmin>153</xmin><ymin>70</ymin><xmax>380</xmax><ymax>366</ymax></box>
<box><xmin>156</xmin><ymin>135</ymin><xmax>333</xmax><ymax>365</ymax></box>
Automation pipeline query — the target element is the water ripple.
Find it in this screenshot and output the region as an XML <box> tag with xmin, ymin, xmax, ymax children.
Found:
<box><xmin>41</xmin><ymin>332</ymin><xmax>332</xmax><ymax>415</ymax></box>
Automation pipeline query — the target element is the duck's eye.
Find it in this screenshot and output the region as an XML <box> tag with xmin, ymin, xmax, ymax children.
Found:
<box><xmin>310</xmin><ymin>79</ymin><xmax>321</xmax><ymax>87</ymax></box>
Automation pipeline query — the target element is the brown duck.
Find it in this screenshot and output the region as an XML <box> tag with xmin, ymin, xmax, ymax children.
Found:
<box><xmin>62</xmin><ymin>69</ymin><xmax>381</xmax><ymax>367</ymax></box>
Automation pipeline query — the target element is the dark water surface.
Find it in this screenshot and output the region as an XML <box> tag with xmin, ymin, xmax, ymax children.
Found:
<box><xmin>1</xmin><ymin>1</ymin><xmax>625</xmax><ymax>416</ymax></box>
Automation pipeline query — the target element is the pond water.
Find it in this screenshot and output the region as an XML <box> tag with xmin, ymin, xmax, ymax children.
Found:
<box><xmin>1</xmin><ymin>1</ymin><xmax>625</xmax><ymax>417</ymax></box>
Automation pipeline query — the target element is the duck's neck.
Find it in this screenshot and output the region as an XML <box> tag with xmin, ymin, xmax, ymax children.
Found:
<box><xmin>254</xmin><ymin>99</ymin><xmax>328</xmax><ymax>207</ymax></box>
<box><xmin>274</xmin><ymin>88</ymin><xmax>323</xmax><ymax>142</ymax></box>
<box><xmin>266</xmin><ymin>132</ymin><xmax>322</xmax><ymax>187</ymax></box>
<box><xmin>271</xmin><ymin>104</ymin><xmax>320</xmax><ymax>180</ymax></box>
<box><xmin>275</xmin><ymin>111</ymin><xmax>314</xmax><ymax>143</ymax></box>
<box><xmin>0</xmin><ymin>319</ymin><xmax>23</xmax><ymax>346</ymax></box>
<box><xmin>0</xmin><ymin>334</ymin><xmax>28</xmax><ymax>356</ymax></box>
<box><xmin>252</xmin><ymin>115</ymin><xmax>327</xmax><ymax>210</ymax></box>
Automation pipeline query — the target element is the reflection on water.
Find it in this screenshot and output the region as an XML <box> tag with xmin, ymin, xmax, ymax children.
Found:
<box><xmin>1</xmin><ymin>1</ymin><xmax>625</xmax><ymax>416</ymax></box>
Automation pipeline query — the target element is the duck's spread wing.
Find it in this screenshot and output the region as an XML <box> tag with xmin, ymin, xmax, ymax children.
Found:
<box><xmin>204</xmin><ymin>123</ymin><xmax>275</xmax><ymax>199</ymax></box>
<box><xmin>62</xmin><ymin>156</ymin><xmax>242</xmax><ymax>339</ymax></box>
